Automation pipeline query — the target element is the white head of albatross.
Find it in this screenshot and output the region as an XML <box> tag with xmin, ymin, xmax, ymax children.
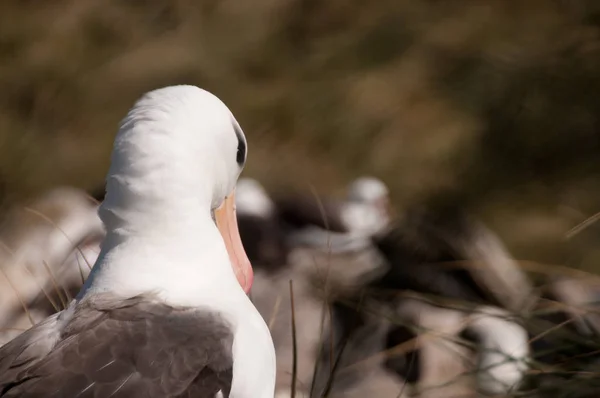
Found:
<box><xmin>0</xmin><ymin>85</ymin><xmax>276</xmax><ymax>398</ymax></box>
<box><xmin>342</xmin><ymin>176</ymin><xmax>393</xmax><ymax>236</ymax></box>
<box><xmin>347</xmin><ymin>176</ymin><xmax>389</xmax><ymax>205</ymax></box>
<box><xmin>83</xmin><ymin>85</ymin><xmax>255</xmax><ymax>299</ymax></box>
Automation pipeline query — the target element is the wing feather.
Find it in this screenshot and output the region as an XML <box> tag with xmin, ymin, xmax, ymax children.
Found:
<box><xmin>0</xmin><ymin>294</ymin><xmax>234</xmax><ymax>398</ymax></box>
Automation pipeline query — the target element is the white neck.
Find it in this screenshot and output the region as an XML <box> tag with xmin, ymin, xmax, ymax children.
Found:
<box><xmin>80</xmin><ymin>213</ymin><xmax>242</xmax><ymax>306</ymax></box>
<box><xmin>78</xmin><ymin>158</ymin><xmax>242</xmax><ymax>308</ymax></box>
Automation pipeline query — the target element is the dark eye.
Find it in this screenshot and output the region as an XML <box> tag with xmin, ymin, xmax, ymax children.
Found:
<box><xmin>233</xmin><ymin>122</ymin><xmax>246</xmax><ymax>167</ymax></box>
<box><xmin>236</xmin><ymin>138</ymin><xmax>246</xmax><ymax>166</ymax></box>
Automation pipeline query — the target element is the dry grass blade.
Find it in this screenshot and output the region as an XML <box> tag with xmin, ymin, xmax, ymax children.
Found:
<box><xmin>0</xmin><ymin>266</ymin><xmax>35</xmax><ymax>326</ymax></box>
<box><xmin>307</xmin><ymin>184</ymin><xmax>331</xmax><ymax>231</ymax></box>
<box><xmin>56</xmin><ymin>258</ymin><xmax>74</xmax><ymax>303</ymax></box>
<box><xmin>397</xmin><ymin>347</ymin><xmax>415</xmax><ymax>398</ymax></box>
<box><xmin>338</xmin><ymin>337</ymin><xmax>419</xmax><ymax>376</ymax></box>
<box><xmin>307</xmin><ymin>181</ymin><xmax>340</xmax><ymax>392</ymax></box>
<box><xmin>0</xmin><ymin>241</ymin><xmax>60</xmax><ymax>313</ymax></box>
<box><xmin>84</xmin><ymin>192</ymin><xmax>102</xmax><ymax>205</ymax></box>
<box><xmin>268</xmin><ymin>295</ymin><xmax>282</xmax><ymax>331</ymax></box>
<box><xmin>24</xmin><ymin>264</ymin><xmax>60</xmax><ymax>313</ymax></box>
<box><xmin>41</xmin><ymin>260</ymin><xmax>68</xmax><ymax>309</ymax></box>
<box><xmin>0</xmin><ymin>327</ymin><xmax>28</xmax><ymax>333</ymax></box>
<box><xmin>23</xmin><ymin>207</ymin><xmax>95</xmax><ymax>270</ymax></box>
<box><xmin>528</xmin><ymin>317</ymin><xmax>577</xmax><ymax>345</ymax></box>
<box><xmin>555</xmin><ymin>349</ymin><xmax>600</xmax><ymax>366</ymax></box>
<box><xmin>77</xmin><ymin>254</ymin><xmax>87</xmax><ymax>286</ymax></box>
<box><xmin>565</xmin><ymin>211</ymin><xmax>600</xmax><ymax>240</ymax></box>
<box><xmin>305</xmin><ymin>184</ymin><xmax>335</xmax><ymax>284</ymax></box>
<box><xmin>441</xmin><ymin>259</ymin><xmax>600</xmax><ymax>284</ymax></box>
<box><xmin>309</xmin><ymin>286</ymin><xmax>333</xmax><ymax>397</ymax></box>
<box><xmin>328</xmin><ymin>304</ymin><xmax>334</xmax><ymax>382</ymax></box>
<box><xmin>289</xmin><ymin>280</ymin><xmax>298</xmax><ymax>398</ymax></box>
<box><xmin>301</xmin><ymin>183</ymin><xmax>339</xmax><ymax>397</ymax></box>
<box><xmin>336</xmin><ymin>313</ymin><xmax>471</xmax><ymax>377</ymax></box>
<box><xmin>319</xmin><ymin>292</ymin><xmax>367</xmax><ymax>397</ymax></box>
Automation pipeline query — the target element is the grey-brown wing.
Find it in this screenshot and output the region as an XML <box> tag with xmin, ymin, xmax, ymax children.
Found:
<box><xmin>0</xmin><ymin>295</ymin><xmax>234</xmax><ymax>398</ymax></box>
<box><xmin>0</xmin><ymin>312</ymin><xmax>63</xmax><ymax>385</ymax></box>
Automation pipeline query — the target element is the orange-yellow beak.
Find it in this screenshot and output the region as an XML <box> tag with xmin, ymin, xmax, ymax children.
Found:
<box><xmin>215</xmin><ymin>189</ymin><xmax>254</xmax><ymax>294</ymax></box>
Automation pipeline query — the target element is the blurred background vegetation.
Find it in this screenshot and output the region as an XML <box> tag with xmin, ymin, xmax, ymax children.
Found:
<box><xmin>1</xmin><ymin>0</ymin><xmax>600</xmax><ymax>272</ymax></box>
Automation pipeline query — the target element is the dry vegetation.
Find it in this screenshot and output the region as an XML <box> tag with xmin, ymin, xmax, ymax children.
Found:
<box><xmin>1</xmin><ymin>0</ymin><xmax>600</xmax><ymax>268</ymax></box>
<box><xmin>2</xmin><ymin>3</ymin><xmax>600</xmax><ymax>396</ymax></box>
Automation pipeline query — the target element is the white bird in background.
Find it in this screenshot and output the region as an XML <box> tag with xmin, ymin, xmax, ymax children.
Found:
<box><xmin>465</xmin><ymin>306</ymin><xmax>530</xmax><ymax>395</ymax></box>
<box><xmin>286</xmin><ymin>176</ymin><xmax>393</xmax><ymax>253</ymax></box>
<box><xmin>235</xmin><ymin>175</ymin><xmax>393</xmax><ymax>264</ymax></box>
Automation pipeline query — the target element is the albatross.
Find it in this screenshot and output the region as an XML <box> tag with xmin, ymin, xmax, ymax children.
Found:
<box><xmin>283</xmin><ymin>176</ymin><xmax>393</xmax><ymax>253</ymax></box>
<box><xmin>0</xmin><ymin>85</ymin><xmax>276</xmax><ymax>397</ymax></box>
<box><xmin>235</xmin><ymin>176</ymin><xmax>393</xmax><ymax>263</ymax></box>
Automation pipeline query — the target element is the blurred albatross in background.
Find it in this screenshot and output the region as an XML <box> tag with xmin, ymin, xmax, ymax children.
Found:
<box><xmin>0</xmin><ymin>187</ymin><xmax>104</xmax><ymax>345</ymax></box>
<box><xmin>235</xmin><ymin>176</ymin><xmax>393</xmax><ymax>270</ymax></box>
<box><xmin>0</xmin><ymin>85</ymin><xmax>276</xmax><ymax>397</ymax></box>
